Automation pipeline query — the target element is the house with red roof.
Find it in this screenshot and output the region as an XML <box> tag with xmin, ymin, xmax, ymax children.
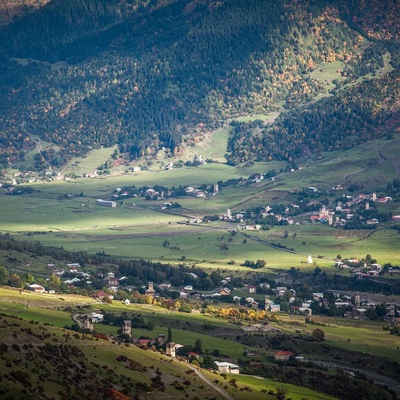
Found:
<box><xmin>274</xmin><ymin>351</ymin><xmax>295</xmax><ymax>361</ymax></box>
<box><xmin>91</xmin><ymin>290</ymin><xmax>109</xmax><ymax>301</ymax></box>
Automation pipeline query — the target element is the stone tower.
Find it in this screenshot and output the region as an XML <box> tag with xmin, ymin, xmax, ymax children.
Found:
<box><xmin>81</xmin><ymin>314</ymin><xmax>94</xmax><ymax>331</ymax></box>
<box><xmin>166</xmin><ymin>342</ymin><xmax>176</xmax><ymax>357</ymax></box>
<box><xmin>122</xmin><ymin>320</ymin><xmax>132</xmax><ymax>338</ymax></box>
<box><xmin>354</xmin><ymin>293</ymin><xmax>361</xmax><ymax>309</ymax></box>
<box><xmin>264</xmin><ymin>295</ymin><xmax>270</xmax><ymax>311</ymax></box>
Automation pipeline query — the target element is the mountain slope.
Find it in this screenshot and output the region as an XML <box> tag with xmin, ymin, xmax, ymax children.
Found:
<box><xmin>0</xmin><ymin>0</ymin><xmax>50</xmax><ymax>26</ymax></box>
<box><xmin>0</xmin><ymin>0</ymin><xmax>399</xmax><ymax>169</ymax></box>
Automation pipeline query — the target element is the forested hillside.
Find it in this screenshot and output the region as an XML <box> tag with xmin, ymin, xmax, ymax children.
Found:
<box><xmin>0</xmin><ymin>0</ymin><xmax>50</xmax><ymax>26</ymax></box>
<box><xmin>0</xmin><ymin>0</ymin><xmax>399</xmax><ymax>169</ymax></box>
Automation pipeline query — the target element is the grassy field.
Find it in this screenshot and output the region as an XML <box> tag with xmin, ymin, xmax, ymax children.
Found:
<box><xmin>1</xmin><ymin>133</ymin><xmax>400</xmax><ymax>271</ymax></box>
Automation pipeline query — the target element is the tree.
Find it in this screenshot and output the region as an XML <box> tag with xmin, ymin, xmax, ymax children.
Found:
<box><xmin>9</xmin><ymin>274</ymin><xmax>22</xmax><ymax>288</ymax></box>
<box><xmin>201</xmin><ymin>355</ymin><xmax>215</xmax><ymax>368</ymax></box>
<box><xmin>24</xmin><ymin>273</ymin><xmax>35</xmax><ymax>284</ymax></box>
<box><xmin>313</xmin><ymin>266</ymin><xmax>322</xmax><ymax>276</ymax></box>
<box><xmin>276</xmin><ymin>386</ymin><xmax>288</xmax><ymax>400</ymax></box>
<box><xmin>312</xmin><ymin>328</ymin><xmax>325</xmax><ymax>342</ymax></box>
<box><xmin>167</xmin><ymin>327</ymin><xmax>173</xmax><ymax>342</ymax></box>
<box><xmin>257</xmin><ymin>259</ymin><xmax>266</xmax><ymax>268</ymax></box>
<box><xmin>194</xmin><ymin>339</ymin><xmax>203</xmax><ymax>354</ymax></box>
<box><xmin>0</xmin><ymin>266</ymin><xmax>10</xmax><ymax>284</ymax></box>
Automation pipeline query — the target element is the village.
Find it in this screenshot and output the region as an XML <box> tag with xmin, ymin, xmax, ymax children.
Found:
<box><xmin>25</xmin><ymin>257</ymin><xmax>400</xmax><ymax>327</ymax></box>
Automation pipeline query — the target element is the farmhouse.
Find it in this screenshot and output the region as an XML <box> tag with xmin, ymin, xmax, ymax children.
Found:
<box><xmin>214</xmin><ymin>361</ymin><xmax>240</xmax><ymax>374</ymax></box>
<box><xmin>91</xmin><ymin>290</ymin><xmax>109</xmax><ymax>301</ymax></box>
<box><xmin>274</xmin><ymin>351</ymin><xmax>294</xmax><ymax>361</ymax></box>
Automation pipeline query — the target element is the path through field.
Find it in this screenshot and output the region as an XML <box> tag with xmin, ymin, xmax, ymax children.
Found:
<box><xmin>186</xmin><ymin>364</ymin><xmax>234</xmax><ymax>400</ymax></box>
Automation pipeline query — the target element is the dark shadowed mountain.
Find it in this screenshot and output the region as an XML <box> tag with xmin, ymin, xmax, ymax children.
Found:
<box><xmin>0</xmin><ymin>0</ymin><xmax>399</xmax><ymax>168</ymax></box>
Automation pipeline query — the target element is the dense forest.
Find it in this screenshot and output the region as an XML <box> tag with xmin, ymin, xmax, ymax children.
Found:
<box><xmin>226</xmin><ymin>69</ymin><xmax>400</xmax><ymax>164</ymax></box>
<box><xmin>0</xmin><ymin>0</ymin><xmax>399</xmax><ymax>168</ymax></box>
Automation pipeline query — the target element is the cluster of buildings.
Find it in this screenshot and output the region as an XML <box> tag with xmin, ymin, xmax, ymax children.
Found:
<box><xmin>309</xmin><ymin>192</ymin><xmax>394</xmax><ymax>227</ymax></box>
<box><xmin>334</xmin><ymin>259</ymin><xmax>383</xmax><ymax>277</ymax></box>
<box><xmin>220</xmin><ymin>205</ymin><xmax>296</xmax><ymax>227</ymax></box>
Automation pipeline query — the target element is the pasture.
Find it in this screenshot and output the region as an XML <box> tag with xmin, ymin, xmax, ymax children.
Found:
<box><xmin>1</xmin><ymin>133</ymin><xmax>400</xmax><ymax>271</ymax></box>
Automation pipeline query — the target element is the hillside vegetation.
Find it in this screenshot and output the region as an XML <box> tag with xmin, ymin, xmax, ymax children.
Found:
<box><xmin>0</xmin><ymin>0</ymin><xmax>399</xmax><ymax>169</ymax></box>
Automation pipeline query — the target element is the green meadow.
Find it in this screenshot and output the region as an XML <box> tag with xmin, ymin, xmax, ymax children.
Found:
<box><xmin>1</xmin><ymin>133</ymin><xmax>400</xmax><ymax>270</ymax></box>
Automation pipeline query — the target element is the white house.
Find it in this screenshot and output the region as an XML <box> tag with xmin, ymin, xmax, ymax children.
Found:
<box><xmin>214</xmin><ymin>361</ymin><xmax>240</xmax><ymax>374</ymax></box>
<box><xmin>91</xmin><ymin>313</ymin><xmax>104</xmax><ymax>322</ymax></box>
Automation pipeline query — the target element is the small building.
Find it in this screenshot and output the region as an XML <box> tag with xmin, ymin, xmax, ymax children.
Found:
<box><xmin>91</xmin><ymin>313</ymin><xmax>104</xmax><ymax>322</ymax></box>
<box><xmin>248</xmin><ymin>285</ymin><xmax>256</xmax><ymax>294</ymax></box>
<box><xmin>158</xmin><ymin>283</ymin><xmax>171</xmax><ymax>290</ymax></box>
<box><xmin>214</xmin><ymin>361</ymin><xmax>240</xmax><ymax>374</ymax></box>
<box><xmin>137</xmin><ymin>339</ymin><xmax>152</xmax><ymax>347</ymax></box>
<box><xmin>96</xmin><ymin>199</ymin><xmax>117</xmax><ymax>208</ymax></box>
<box><xmin>250</xmin><ymin>301</ymin><xmax>259</xmax><ymax>309</ymax></box>
<box><xmin>269</xmin><ymin>304</ymin><xmax>281</xmax><ymax>312</ymax></box>
<box><xmin>91</xmin><ymin>290</ymin><xmax>109</xmax><ymax>301</ymax></box>
<box><xmin>313</xmin><ymin>292</ymin><xmax>324</xmax><ymax>301</ymax></box>
<box><xmin>28</xmin><ymin>284</ymin><xmax>45</xmax><ymax>293</ymax></box>
<box><xmin>274</xmin><ymin>351</ymin><xmax>294</xmax><ymax>361</ymax></box>
<box><xmin>104</xmin><ymin>276</ymin><xmax>119</xmax><ymax>286</ymax></box>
